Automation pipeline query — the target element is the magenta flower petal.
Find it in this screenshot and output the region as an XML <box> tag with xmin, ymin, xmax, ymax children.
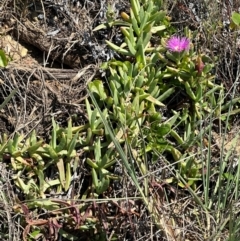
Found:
<box><xmin>166</xmin><ymin>36</ymin><xmax>190</xmax><ymax>52</ymax></box>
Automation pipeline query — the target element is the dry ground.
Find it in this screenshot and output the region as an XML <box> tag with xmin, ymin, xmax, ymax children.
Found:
<box><xmin>1</xmin><ymin>0</ymin><xmax>240</xmax><ymax>240</ymax></box>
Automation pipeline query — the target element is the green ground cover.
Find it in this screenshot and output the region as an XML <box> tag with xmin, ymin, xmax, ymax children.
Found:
<box><xmin>1</xmin><ymin>0</ymin><xmax>240</xmax><ymax>240</ymax></box>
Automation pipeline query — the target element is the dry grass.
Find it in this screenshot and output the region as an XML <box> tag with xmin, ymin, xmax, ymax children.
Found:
<box><xmin>0</xmin><ymin>162</ymin><xmax>21</xmax><ymax>241</ymax></box>
<box><xmin>0</xmin><ymin>0</ymin><xmax>240</xmax><ymax>240</ymax></box>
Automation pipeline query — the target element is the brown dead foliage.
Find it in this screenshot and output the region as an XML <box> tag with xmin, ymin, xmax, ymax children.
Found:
<box><xmin>1</xmin><ymin>0</ymin><xmax>240</xmax><ymax>240</ymax></box>
<box><xmin>0</xmin><ymin>62</ymin><xmax>96</xmax><ymax>136</ymax></box>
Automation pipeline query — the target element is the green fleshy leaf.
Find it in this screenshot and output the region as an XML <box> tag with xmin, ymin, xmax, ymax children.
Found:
<box><xmin>0</xmin><ymin>49</ymin><xmax>8</xmax><ymax>67</ymax></box>
<box><xmin>231</xmin><ymin>12</ymin><xmax>240</xmax><ymax>25</ymax></box>
<box><xmin>89</xmin><ymin>80</ymin><xmax>107</xmax><ymax>100</ymax></box>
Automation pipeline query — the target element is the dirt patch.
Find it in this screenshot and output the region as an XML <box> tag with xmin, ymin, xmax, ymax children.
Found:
<box><xmin>0</xmin><ymin>0</ymin><xmax>128</xmax><ymax>137</ymax></box>
<box><xmin>0</xmin><ymin>63</ymin><xmax>96</xmax><ymax>136</ymax></box>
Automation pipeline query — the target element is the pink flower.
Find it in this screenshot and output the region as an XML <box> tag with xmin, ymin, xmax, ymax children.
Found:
<box><xmin>166</xmin><ymin>36</ymin><xmax>190</xmax><ymax>52</ymax></box>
